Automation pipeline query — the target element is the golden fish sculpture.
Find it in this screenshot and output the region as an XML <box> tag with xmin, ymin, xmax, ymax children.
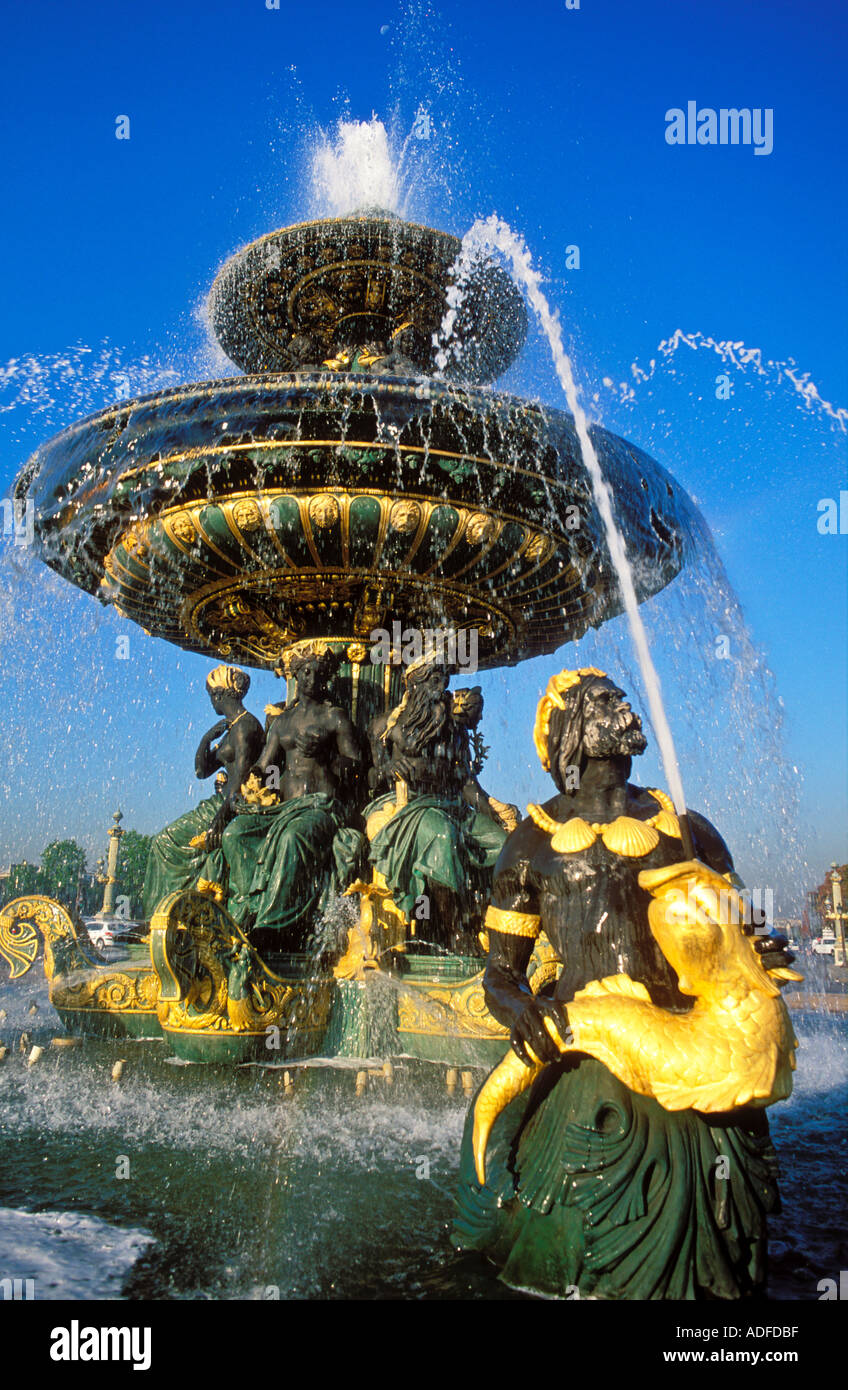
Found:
<box><xmin>472</xmin><ymin>860</ymin><xmax>802</xmax><ymax>1184</ymax></box>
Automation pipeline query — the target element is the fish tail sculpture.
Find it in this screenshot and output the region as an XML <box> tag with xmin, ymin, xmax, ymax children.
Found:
<box><xmin>472</xmin><ymin>860</ymin><xmax>802</xmax><ymax>1185</ymax></box>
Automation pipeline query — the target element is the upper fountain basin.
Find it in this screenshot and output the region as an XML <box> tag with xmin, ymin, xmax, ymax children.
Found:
<box><xmin>208</xmin><ymin>214</ymin><xmax>528</xmax><ymax>383</ymax></box>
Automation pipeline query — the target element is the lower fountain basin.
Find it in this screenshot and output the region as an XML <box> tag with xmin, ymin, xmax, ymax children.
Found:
<box><xmin>14</xmin><ymin>372</ymin><xmax>700</xmax><ymax>669</ymax></box>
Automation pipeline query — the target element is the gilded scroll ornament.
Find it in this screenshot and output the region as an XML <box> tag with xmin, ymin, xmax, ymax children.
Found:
<box><xmin>0</xmin><ymin>900</ymin><xmax>41</xmax><ymax>979</ymax></box>
<box><xmin>396</xmin><ymin>973</ymin><xmax>510</xmax><ymax>1040</ymax></box>
<box><xmin>150</xmin><ymin>889</ymin><xmax>333</xmax><ymax>1042</ymax></box>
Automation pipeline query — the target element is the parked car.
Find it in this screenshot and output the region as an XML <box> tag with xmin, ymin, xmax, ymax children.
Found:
<box><xmin>84</xmin><ymin>917</ymin><xmax>147</xmax><ymax>957</ymax></box>
<box><xmin>811</xmin><ymin>934</ymin><xmax>836</xmax><ymax>957</ymax></box>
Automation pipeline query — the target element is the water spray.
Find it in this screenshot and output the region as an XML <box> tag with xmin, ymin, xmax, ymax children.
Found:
<box><xmin>437</xmin><ymin>216</ymin><xmax>698</xmax><ymax>861</ymax></box>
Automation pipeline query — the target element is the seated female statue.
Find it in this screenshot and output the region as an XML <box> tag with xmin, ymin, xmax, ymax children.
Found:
<box><xmin>220</xmin><ymin>640</ymin><xmax>364</xmax><ymax>950</ymax></box>
<box><xmin>141</xmin><ymin>665</ymin><xmax>264</xmax><ymax>919</ymax></box>
<box><xmin>364</xmin><ymin>657</ymin><xmax>509</xmax><ymax>951</ymax></box>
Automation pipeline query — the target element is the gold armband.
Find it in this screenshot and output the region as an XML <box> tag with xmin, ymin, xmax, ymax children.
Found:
<box><xmin>484</xmin><ymin>905</ymin><xmax>541</xmax><ymax>939</ymax></box>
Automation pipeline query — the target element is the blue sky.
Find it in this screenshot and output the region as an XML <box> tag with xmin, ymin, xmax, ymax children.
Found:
<box><xmin>0</xmin><ymin>0</ymin><xmax>845</xmax><ymax>911</ymax></box>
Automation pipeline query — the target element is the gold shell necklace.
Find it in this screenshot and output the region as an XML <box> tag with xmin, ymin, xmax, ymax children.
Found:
<box><xmin>527</xmin><ymin>788</ymin><xmax>681</xmax><ymax>858</ymax></box>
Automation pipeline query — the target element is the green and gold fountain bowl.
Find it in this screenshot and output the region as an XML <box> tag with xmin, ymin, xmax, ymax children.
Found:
<box><xmin>13</xmin><ymin>371</ymin><xmax>697</xmax><ymax>672</ymax></box>
<box><xmin>207</xmin><ymin>213</ymin><xmax>529</xmax><ymax>385</ymax></box>
<box><xmin>14</xmin><ymin>212</ymin><xmax>701</xmax><ymax>671</ymax></box>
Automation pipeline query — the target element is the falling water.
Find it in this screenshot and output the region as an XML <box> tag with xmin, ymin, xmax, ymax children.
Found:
<box><xmin>436</xmin><ymin>215</ymin><xmax>692</xmax><ymax>828</ymax></box>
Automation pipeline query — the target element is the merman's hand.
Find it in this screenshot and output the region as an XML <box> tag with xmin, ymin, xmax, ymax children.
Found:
<box><xmin>510</xmin><ymin>996</ymin><xmax>570</xmax><ymax>1068</ymax></box>
<box><xmin>749</xmin><ymin>931</ymin><xmax>799</xmax><ymax>979</ymax></box>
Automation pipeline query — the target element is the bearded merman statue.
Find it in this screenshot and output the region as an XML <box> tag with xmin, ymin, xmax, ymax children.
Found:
<box><xmin>453</xmin><ymin>667</ymin><xmax>800</xmax><ymax>1301</ymax></box>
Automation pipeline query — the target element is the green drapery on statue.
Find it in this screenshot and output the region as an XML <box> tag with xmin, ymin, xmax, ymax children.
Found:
<box><xmin>221</xmin><ymin>793</ymin><xmax>364</xmax><ymax>941</ymax></box>
<box><xmin>453</xmin><ymin>1055</ymin><xmax>780</xmax><ymax>1300</ymax></box>
<box><xmin>366</xmin><ymin>792</ymin><xmax>507</xmax><ymax>920</ymax></box>
<box><xmin>142</xmin><ymin>795</ymin><xmax>225</xmax><ymax>920</ymax></box>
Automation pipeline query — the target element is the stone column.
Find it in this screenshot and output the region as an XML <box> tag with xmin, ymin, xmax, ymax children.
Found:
<box><xmin>96</xmin><ymin>811</ymin><xmax>123</xmax><ymax>919</ymax></box>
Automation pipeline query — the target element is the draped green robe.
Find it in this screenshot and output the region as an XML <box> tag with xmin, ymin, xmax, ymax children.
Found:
<box><xmin>221</xmin><ymin>793</ymin><xmax>364</xmax><ymax>944</ymax></box>
<box><xmin>142</xmin><ymin>795</ymin><xmax>225</xmax><ymax>920</ymax></box>
<box><xmin>365</xmin><ymin>791</ymin><xmax>507</xmax><ymax>919</ymax></box>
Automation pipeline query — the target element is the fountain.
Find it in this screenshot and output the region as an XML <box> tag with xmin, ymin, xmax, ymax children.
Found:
<box><xmin>1</xmin><ymin>208</ymin><xmax>698</xmax><ymax>1050</ymax></box>
<box><xmin>0</xmin><ymin>197</ymin><xmax>805</xmax><ymax>1301</ymax></box>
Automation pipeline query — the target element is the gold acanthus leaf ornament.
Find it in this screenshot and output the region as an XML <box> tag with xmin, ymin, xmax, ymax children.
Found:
<box><xmin>239</xmin><ymin>772</ymin><xmax>281</xmax><ymax>807</ymax></box>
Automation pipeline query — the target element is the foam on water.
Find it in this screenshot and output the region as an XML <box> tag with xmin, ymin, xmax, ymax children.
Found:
<box><xmin>0</xmin><ymin>1208</ymin><xmax>155</xmax><ymax>1299</ymax></box>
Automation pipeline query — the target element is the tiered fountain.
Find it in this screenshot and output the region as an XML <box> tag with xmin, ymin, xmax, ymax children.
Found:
<box><xmin>0</xmin><ymin>195</ymin><xmax>807</xmax><ymax>1304</ymax></box>
<box><xmin>0</xmin><ymin>207</ymin><xmax>699</xmax><ymax>1065</ymax></box>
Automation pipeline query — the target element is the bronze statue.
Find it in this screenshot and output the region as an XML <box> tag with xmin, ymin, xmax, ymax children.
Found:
<box><xmin>220</xmin><ymin>640</ymin><xmax>364</xmax><ymax>947</ymax></box>
<box><xmin>451</xmin><ymin>687</ymin><xmax>520</xmax><ymax>836</ymax></box>
<box><xmin>454</xmin><ymin>666</ymin><xmax>798</xmax><ymax>1300</ymax></box>
<box><xmin>363</xmin><ymin>657</ymin><xmax>508</xmax><ymax>950</ymax></box>
<box><xmin>257</xmin><ymin>643</ymin><xmax>361</xmax><ymax>801</ymax></box>
<box><xmin>142</xmin><ymin>666</ymin><xmax>263</xmax><ymax>918</ymax></box>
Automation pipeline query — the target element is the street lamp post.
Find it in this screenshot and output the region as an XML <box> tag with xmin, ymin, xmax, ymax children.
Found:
<box><xmin>824</xmin><ymin>863</ymin><xmax>847</xmax><ymax>974</ymax></box>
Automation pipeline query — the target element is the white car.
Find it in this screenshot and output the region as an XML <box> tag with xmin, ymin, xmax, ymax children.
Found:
<box><xmin>811</xmin><ymin>934</ymin><xmax>836</xmax><ymax>957</ymax></box>
<box><xmin>84</xmin><ymin>917</ymin><xmax>147</xmax><ymax>956</ymax></box>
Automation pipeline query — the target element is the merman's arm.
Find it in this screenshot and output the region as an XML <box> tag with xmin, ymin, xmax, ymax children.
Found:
<box><xmin>482</xmin><ymin>822</ymin><xmax>569</xmax><ymax>1066</ymax></box>
<box><xmin>688</xmin><ymin>809</ymin><xmax>795</xmax><ymax>975</ymax></box>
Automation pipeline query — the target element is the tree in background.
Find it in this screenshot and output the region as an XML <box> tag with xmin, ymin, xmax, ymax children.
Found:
<box><xmin>1</xmin><ymin>861</ymin><xmax>45</xmax><ymax>903</ymax></box>
<box><xmin>116</xmin><ymin>831</ymin><xmax>153</xmax><ymax>919</ymax></box>
<box><xmin>0</xmin><ymin>831</ymin><xmax>152</xmax><ymax>916</ymax></box>
<box><xmin>39</xmin><ymin>840</ymin><xmax>88</xmax><ymax>910</ymax></box>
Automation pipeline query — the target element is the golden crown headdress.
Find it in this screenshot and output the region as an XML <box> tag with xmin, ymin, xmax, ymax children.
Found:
<box><xmin>533</xmin><ymin>667</ymin><xmax>607</xmax><ymax>770</ymax></box>
<box><xmin>275</xmin><ymin>638</ymin><xmax>333</xmax><ymax>680</ymax></box>
<box><xmin>206</xmin><ymin>665</ymin><xmax>250</xmax><ymax>697</ymax></box>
